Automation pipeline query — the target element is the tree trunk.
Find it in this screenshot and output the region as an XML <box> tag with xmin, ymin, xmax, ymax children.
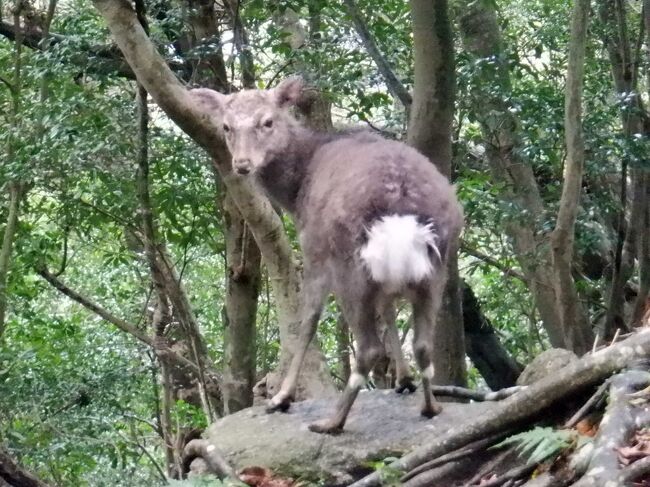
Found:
<box><xmin>0</xmin><ymin>182</ymin><xmax>22</xmax><ymax>340</ymax></box>
<box><xmin>458</xmin><ymin>0</ymin><xmax>572</xmax><ymax>350</ymax></box>
<box><xmin>462</xmin><ymin>282</ymin><xmax>522</xmax><ymax>389</ymax></box>
<box><xmin>91</xmin><ymin>0</ymin><xmax>334</xmax><ymax>400</ymax></box>
<box><xmin>221</xmin><ymin>194</ymin><xmax>261</xmax><ymax>414</ymax></box>
<box><xmin>342</xmin><ymin>0</ymin><xmax>412</xmax><ymax>109</ymax></box>
<box><xmin>407</xmin><ymin>0</ymin><xmax>465</xmax><ymax>386</ymax></box>
<box><xmin>549</xmin><ymin>0</ymin><xmax>594</xmax><ymax>355</ymax></box>
<box><xmin>599</xmin><ymin>0</ymin><xmax>649</xmax><ymax>335</ymax></box>
<box><xmin>212</xmin><ymin>4</ymin><xmax>263</xmax><ymax>414</ymax></box>
<box><xmin>0</xmin><ymin>7</ymin><xmax>26</xmax><ymax>342</ymax></box>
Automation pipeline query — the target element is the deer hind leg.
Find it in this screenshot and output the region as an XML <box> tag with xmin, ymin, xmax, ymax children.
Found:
<box><xmin>411</xmin><ymin>280</ymin><xmax>445</xmax><ymax>418</ymax></box>
<box><xmin>309</xmin><ymin>284</ymin><xmax>383</xmax><ymax>434</ymax></box>
<box><xmin>381</xmin><ymin>302</ymin><xmax>416</xmax><ymax>393</ymax></box>
<box><xmin>267</xmin><ymin>270</ymin><xmax>329</xmax><ymax>413</ymax></box>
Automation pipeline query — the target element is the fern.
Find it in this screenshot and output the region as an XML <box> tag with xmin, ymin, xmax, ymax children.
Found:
<box><xmin>493</xmin><ymin>426</ymin><xmax>587</xmax><ymax>464</ymax></box>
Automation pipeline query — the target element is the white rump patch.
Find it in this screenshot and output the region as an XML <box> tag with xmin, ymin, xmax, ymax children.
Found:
<box><xmin>360</xmin><ymin>215</ymin><xmax>439</xmax><ymax>291</ymax></box>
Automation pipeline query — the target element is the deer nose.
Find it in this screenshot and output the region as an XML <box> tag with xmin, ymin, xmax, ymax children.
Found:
<box><xmin>234</xmin><ymin>158</ymin><xmax>251</xmax><ymax>175</ymax></box>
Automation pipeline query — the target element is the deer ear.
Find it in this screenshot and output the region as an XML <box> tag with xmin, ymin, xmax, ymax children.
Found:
<box><xmin>189</xmin><ymin>88</ymin><xmax>226</xmax><ymax>113</ymax></box>
<box><xmin>273</xmin><ymin>76</ymin><xmax>304</xmax><ymax>107</ymax></box>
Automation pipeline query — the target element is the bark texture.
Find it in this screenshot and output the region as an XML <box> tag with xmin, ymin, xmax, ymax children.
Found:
<box><xmin>549</xmin><ymin>0</ymin><xmax>594</xmax><ymax>354</ymax></box>
<box><xmin>0</xmin><ymin>183</ymin><xmax>22</xmax><ymax>339</ymax></box>
<box><xmin>407</xmin><ymin>0</ymin><xmax>465</xmax><ymax>386</ymax></box>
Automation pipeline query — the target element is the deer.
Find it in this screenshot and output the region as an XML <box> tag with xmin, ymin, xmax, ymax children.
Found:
<box><xmin>190</xmin><ymin>77</ymin><xmax>464</xmax><ymax>434</ymax></box>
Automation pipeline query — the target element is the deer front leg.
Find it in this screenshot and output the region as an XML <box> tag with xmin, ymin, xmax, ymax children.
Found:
<box><xmin>267</xmin><ymin>274</ymin><xmax>328</xmax><ymax>413</ymax></box>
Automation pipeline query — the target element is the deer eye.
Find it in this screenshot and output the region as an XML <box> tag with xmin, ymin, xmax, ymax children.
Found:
<box><xmin>262</xmin><ymin>118</ymin><xmax>273</xmax><ymax>129</ymax></box>
<box><xmin>223</xmin><ymin>123</ymin><xmax>230</xmax><ymax>133</ymax></box>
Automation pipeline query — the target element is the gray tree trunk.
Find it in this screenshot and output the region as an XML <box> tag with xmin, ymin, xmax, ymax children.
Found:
<box><xmin>221</xmin><ymin>193</ymin><xmax>261</xmax><ymax>414</ymax></box>
<box><xmin>91</xmin><ymin>0</ymin><xmax>335</xmax><ymax>400</ymax></box>
<box><xmin>599</xmin><ymin>0</ymin><xmax>649</xmax><ymax>335</ymax></box>
<box><xmin>549</xmin><ymin>0</ymin><xmax>594</xmax><ymax>354</ymax></box>
<box><xmin>0</xmin><ymin>182</ymin><xmax>22</xmax><ymax>340</ymax></box>
<box><xmin>407</xmin><ymin>0</ymin><xmax>466</xmax><ymax>386</ymax></box>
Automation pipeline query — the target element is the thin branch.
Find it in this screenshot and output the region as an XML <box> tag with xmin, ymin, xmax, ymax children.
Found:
<box><xmin>36</xmin><ymin>267</ymin><xmax>208</xmax><ymax>378</ymax></box>
<box><xmin>461</xmin><ymin>244</ymin><xmax>526</xmax><ymax>282</ymax></box>
<box><xmin>115</xmin><ymin>430</ymin><xmax>167</xmax><ymax>483</ymax></box>
<box><xmin>431</xmin><ymin>385</ymin><xmax>525</xmax><ymax>401</ymax></box>
<box><xmin>0</xmin><ymin>20</ymin><xmax>186</xmax><ymax>80</ymax></box>
<box><xmin>401</xmin><ymin>431</ymin><xmax>510</xmax><ymax>483</ymax></box>
<box><xmin>564</xmin><ymin>378</ymin><xmax>610</xmax><ymax>428</ymax></box>
<box><xmin>341</xmin><ymin>0</ymin><xmax>412</xmax><ymax>108</ymax></box>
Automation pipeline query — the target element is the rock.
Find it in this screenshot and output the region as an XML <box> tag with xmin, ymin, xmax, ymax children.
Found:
<box><xmin>516</xmin><ymin>348</ymin><xmax>579</xmax><ymax>386</ymax></box>
<box><xmin>201</xmin><ymin>389</ymin><xmax>499</xmax><ymax>485</ymax></box>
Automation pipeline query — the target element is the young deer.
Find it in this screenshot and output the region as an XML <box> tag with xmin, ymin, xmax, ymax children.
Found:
<box><xmin>191</xmin><ymin>77</ymin><xmax>463</xmax><ymax>434</ymax></box>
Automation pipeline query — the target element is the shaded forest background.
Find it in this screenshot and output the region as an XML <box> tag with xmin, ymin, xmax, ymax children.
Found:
<box><xmin>0</xmin><ymin>0</ymin><xmax>649</xmax><ymax>484</ymax></box>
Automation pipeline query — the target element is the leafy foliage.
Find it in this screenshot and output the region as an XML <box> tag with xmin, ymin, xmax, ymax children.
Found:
<box><xmin>0</xmin><ymin>0</ymin><xmax>647</xmax><ymax>482</ymax></box>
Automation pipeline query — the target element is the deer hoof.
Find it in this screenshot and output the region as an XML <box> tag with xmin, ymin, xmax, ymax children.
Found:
<box><xmin>266</xmin><ymin>393</ymin><xmax>293</xmax><ymax>413</ymax></box>
<box><xmin>421</xmin><ymin>402</ymin><xmax>442</xmax><ymax>418</ymax></box>
<box><xmin>395</xmin><ymin>376</ymin><xmax>417</xmax><ymax>394</ymax></box>
<box><xmin>308</xmin><ymin>418</ymin><xmax>344</xmax><ymax>435</ymax></box>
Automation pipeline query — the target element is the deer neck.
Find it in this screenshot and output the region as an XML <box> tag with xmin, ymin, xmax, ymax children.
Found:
<box><xmin>256</xmin><ymin>126</ymin><xmax>329</xmax><ymax>214</ymax></box>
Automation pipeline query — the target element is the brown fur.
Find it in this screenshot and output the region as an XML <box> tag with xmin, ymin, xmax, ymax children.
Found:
<box><xmin>191</xmin><ymin>78</ymin><xmax>463</xmax><ymax>433</ymax></box>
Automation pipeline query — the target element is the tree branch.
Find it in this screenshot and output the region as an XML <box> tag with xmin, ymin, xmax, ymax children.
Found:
<box><xmin>462</xmin><ymin>244</ymin><xmax>526</xmax><ymax>282</ymax></box>
<box><xmin>36</xmin><ymin>267</ymin><xmax>211</xmax><ymax>381</ymax></box>
<box><xmin>571</xmin><ymin>369</ymin><xmax>650</xmax><ymax>486</ymax></box>
<box><xmin>342</xmin><ymin>0</ymin><xmax>412</xmax><ymax>108</ymax></box>
<box><xmin>91</xmin><ymin>0</ymin><xmax>334</xmax><ymax>396</ymax></box>
<box><xmin>549</xmin><ymin>0</ymin><xmax>593</xmax><ymax>354</ymax></box>
<box><xmin>0</xmin><ymin>448</ymin><xmax>52</xmax><ymax>487</ymax></box>
<box><xmin>0</xmin><ymin>20</ymin><xmax>186</xmax><ymax>80</ymax></box>
<box><xmin>182</xmin><ymin>439</ymin><xmax>237</xmax><ymax>480</ymax></box>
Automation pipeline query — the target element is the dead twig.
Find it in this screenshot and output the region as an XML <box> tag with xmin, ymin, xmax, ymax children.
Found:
<box><xmin>563</xmin><ymin>378</ymin><xmax>610</xmax><ymax>428</ymax></box>
<box><xmin>182</xmin><ymin>439</ymin><xmax>237</xmax><ymax>480</ymax></box>
<box><xmin>432</xmin><ymin>385</ymin><xmax>526</xmax><ymax>402</ymax></box>
<box><xmin>401</xmin><ymin>431</ymin><xmax>510</xmax><ymax>483</ymax></box>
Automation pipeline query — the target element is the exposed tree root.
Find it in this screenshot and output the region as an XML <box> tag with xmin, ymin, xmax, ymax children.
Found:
<box><xmin>618</xmin><ymin>455</ymin><xmax>650</xmax><ymax>483</ymax></box>
<box><xmin>570</xmin><ymin>368</ymin><xmax>650</xmax><ymax>486</ymax></box>
<box><xmin>401</xmin><ymin>432</ymin><xmax>509</xmax><ymax>483</ymax></box>
<box><xmin>431</xmin><ymin>385</ymin><xmax>525</xmax><ymax>402</ymax></box>
<box><xmin>351</xmin><ymin>329</ymin><xmax>650</xmax><ymax>487</ymax></box>
<box><xmin>563</xmin><ymin>378</ymin><xmax>610</xmax><ymax>428</ymax></box>
<box><xmin>182</xmin><ymin>439</ymin><xmax>238</xmax><ymax>480</ymax></box>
